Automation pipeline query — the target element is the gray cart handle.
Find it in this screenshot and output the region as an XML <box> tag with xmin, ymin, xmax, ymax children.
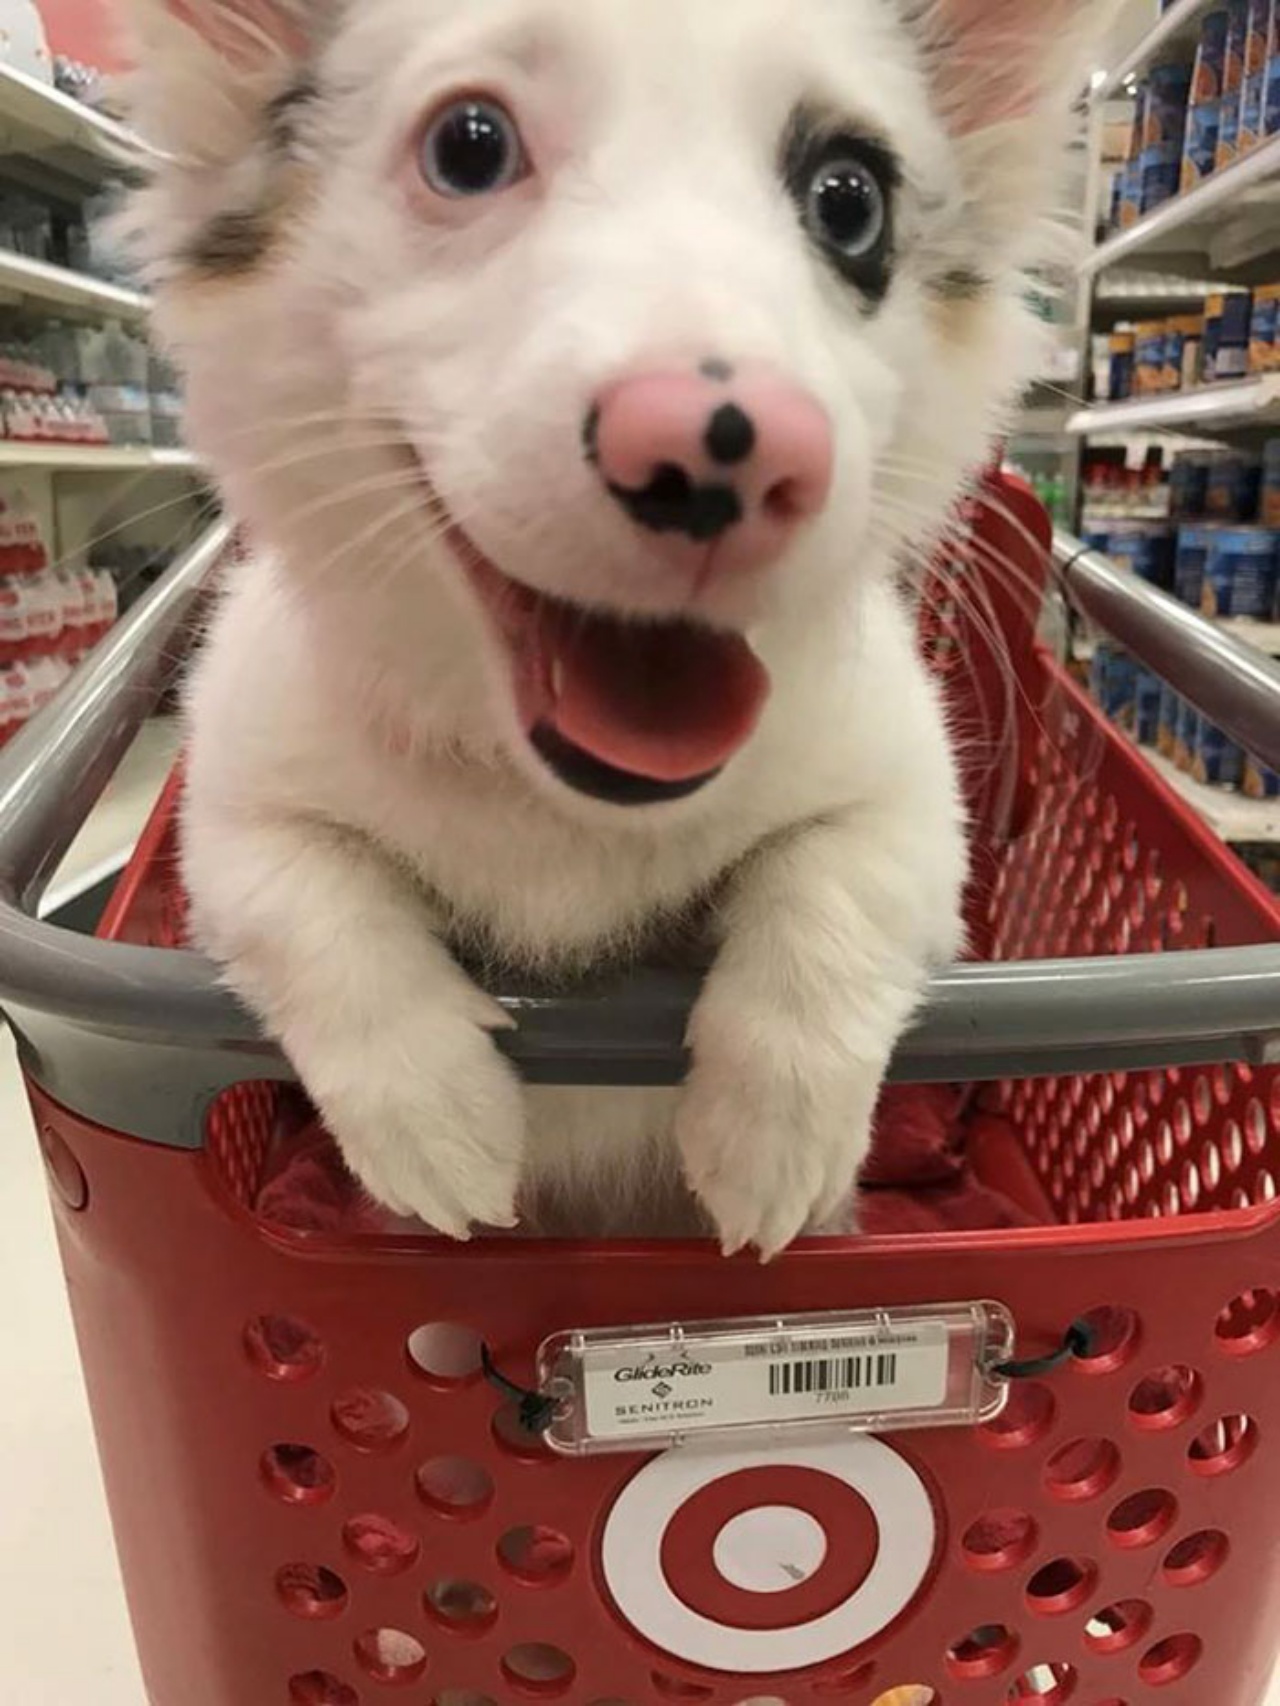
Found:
<box><xmin>3</xmin><ymin>523</ymin><xmax>1280</xmax><ymax>1148</ymax></box>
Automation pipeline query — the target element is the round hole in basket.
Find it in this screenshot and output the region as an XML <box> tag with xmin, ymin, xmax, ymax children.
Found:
<box><xmin>342</xmin><ymin>1514</ymin><xmax>421</xmax><ymax>1576</ymax></box>
<box><xmin>275</xmin><ymin>1563</ymin><xmax>349</xmax><ymax>1621</ymax></box>
<box><xmin>435</xmin><ymin>1694</ymin><xmax>500</xmax><ymax>1706</ymax></box>
<box><xmin>1025</xmin><ymin>1557</ymin><xmax>1096</xmax><ymax>1616</ymax></box>
<box><xmin>418</xmin><ymin>1455</ymin><xmax>494</xmax><ymax>1518</ymax></box>
<box><xmin>1007</xmin><ymin>1664</ymin><xmax>1075</xmax><ymax>1703</ymax></box>
<box><xmin>1187</xmin><ymin>1413</ymin><xmax>1258</xmax><ymax>1477</ymax></box>
<box><xmin>947</xmin><ymin>1623</ymin><xmax>1019</xmax><ymax>1680</ymax></box>
<box><xmin>960</xmin><ymin>1509</ymin><xmax>1038</xmax><ymax>1573</ymax></box>
<box><xmin>1128</xmin><ymin>1365</ymin><xmax>1202</xmax><ymax>1432</ymax></box>
<box><xmin>1105</xmin><ymin>1487</ymin><xmax>1177</xmax><ymax>1550</ymax></box>
<box><xmin>498</xmin><ymin>1524</ymin><xmax>576</xmax><ymax>1586</ymax></box>
<box><xmin>244</xmin><ymin>1314</ymin><xmax>324</xmax><ymax>1383</ymax></box>
<box><xmin>1255</xmin><ymin>1170</ymin><xmax>1278</xmax><ymax>1206</ymax></box>
<box><xmin>261</xmin><ymin>1444</ymin><xmax>336</xmax><ymax>1507</ymax></box>
<box><xmin>982</xmin><ymin>1382</ymin><xmax>1055</xmax><ymax>1450</ymax></box>
<box><xmin>1163</xmin><ymin>1529</ymin><xmax>1229</xmax><ymax>1587</ymax></box>
<box><xmin>407</xmin><ymin>1322</ymin><xmax>484</xmax><ymax>1384</ymax></box>
<box><xmin>1222</xmin><ymin>1121</ymin><xmax>1245</xmax><ymax>1174</ymax></box>
<box><xmin>1248</xmin><ymin>1099</ymin><xmax>1269</xmax><ymax>1155</ymax></box>
<box><xmin>1216</xmin><ymin>1289</ymin><xmax>1280</xmax><ymax>1356</ymax></box>
<box><xmin>869</xmin><ymin>1692</ymin><xmax>937</xmax><ymax>1706</ymax></box>
<box><xmin>288</xmin><ymin>1674</ymin><xmax>359</xmax><ymax>1706</ymax></box>
<box><xmin>1073</xmin><ymin>1306</ymin><xmax>1140</xmax><ymax>1374</ymax></box>
<box><xmin>501</xmin><ymin>1642</ymin><xmax>576</xmax><ymax>1696</ymax></box>
<box><xmin>331</xmin><ymin>1387</ymin><xmax>410</xmax><ymax>1452</ymax></box>
<box><xmin>354</xmin><ymin>1628</ymin><xmax>428</xmax><ymax>1686</ymax></box>
<box><xmin>1043</xmin><ymin>1438</ymin><xmax>1119</xmax><ymax>1503</ymax></box>
<box><xmin>426</xmin><ymin>1578</ymin><xmax>499</xmax><ymax>1634</ymax></box>
<box><xmin>1139</xmin><ymin>1634</ymin><xmax>1203</xmax><ymax>1687</ymax></box>
<box><xmin>1085</xmin><ymin>1599</ymin><xmax>1152</xmax><ymax>1655</ymax></box>
<box><xmin>732</xmin><ymin>1698</ymin><xmax>791</xmax><ymax>1706</ymax></box>
<box><xmin>651</xmin><ymin>1674</ymin><xmax>714</xmax><ymax>1700</ymax></box>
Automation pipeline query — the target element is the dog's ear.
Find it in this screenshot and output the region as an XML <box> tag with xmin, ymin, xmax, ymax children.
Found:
<box><xmin>135</xmin><ymin>0</ymin><xmax>309</xmax><ymax>70</ymax></box>
<box><xmin>118</xmin><ymin>0</ymin><xmax>320</xmax><ymax>160</ymax></box>
<box><xmin>918</xmin><ymin>0</ymin><xmax>1118</xmax><ymax>133</ymax></box>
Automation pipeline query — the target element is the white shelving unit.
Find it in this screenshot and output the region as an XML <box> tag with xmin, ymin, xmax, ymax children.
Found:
<box><xmin>1068</xmin><ymin>376</ymin><xmax>1280</xmax><ymax>437</ymax></box>
<box><xmin>0</xmin><ymin>248</ymin><xmax>150</xmax><ymax>322</ymax></box>
<box><xmin>0</xmin><ymin>61</ymin><xmax>139</xmax><ymax>182</ymax></box>
<box><xmin>1075</xmin><ymin>4</ymin><xmax>1280</xmax><ymax>850</ymax></box>
<box><xmin>0</xmin><ymin>442</ymin><xmax>196</xmax><ymax>473</ymax></box>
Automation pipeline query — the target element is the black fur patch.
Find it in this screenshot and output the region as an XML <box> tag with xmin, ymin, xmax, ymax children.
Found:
<box><xmin>780</xmin><ymin>105</ymin><xmax>899</xmax><ymax>305</ymax></box>
<box><xmin>184</xmin><ymin>205</ymin><xmax>278</xmax><ymax>279</ymax></box>
<box><xmin>266</xmin><ymin>76</ymin><xmax>318</xmax><ymax>153</ymax></box>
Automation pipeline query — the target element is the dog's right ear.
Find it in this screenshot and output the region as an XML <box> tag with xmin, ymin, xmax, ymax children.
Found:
<box><xmin>119</xmin><ymin>0</ymin><xmax>319</xmax><ymax>159</ymax></box>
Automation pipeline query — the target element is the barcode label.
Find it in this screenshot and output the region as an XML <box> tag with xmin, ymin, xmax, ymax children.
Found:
<box><xmin>769</xmin><ymin>1353</ymin><xmax>900</xmax><ymax>1398</ymax></box>
<box><xmin>579</xmin><ymin>1322</ymin><xmax>951</xmax><ymax>1442</ymax></box>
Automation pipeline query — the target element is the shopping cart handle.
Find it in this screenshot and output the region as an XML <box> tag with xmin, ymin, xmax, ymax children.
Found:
<box><xmin>3</xmin><ymin>524</ymin><xmax>1280</xmax><ymax>1148</ymax></box>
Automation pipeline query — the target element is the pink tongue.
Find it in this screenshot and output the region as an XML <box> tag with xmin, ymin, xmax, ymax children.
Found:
<box><xmin>541</xmin><ymin>608</ymin><xmax>770</xmax><ymax>784</ymax></box>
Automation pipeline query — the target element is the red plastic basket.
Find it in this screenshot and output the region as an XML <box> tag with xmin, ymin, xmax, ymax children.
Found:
<box><xmin>23</xmin><ymin>481</ymin><xmax>1280</xmax><ymax>1706</ymax></box>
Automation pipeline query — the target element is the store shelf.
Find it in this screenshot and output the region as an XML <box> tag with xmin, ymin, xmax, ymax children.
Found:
<box><xmin>1067</xmin><ymin>377</ymin><xmax>1280</xmax><ymax>437</ymax></box>
<box><xmin>0</xmin><ymin>62</ymin><xmax>137</xmax><ymax>182</ymax></box>
<box><xmin>1134</xmin><ymin>741</ymin><xmax>1280</xmax><ymax>843</ymax></box>
<box><xmin>0</xmin><ymin>442</ymin><xmax>196</xmax><ymax>473</ymax></box>
<box><xmin>1083</xmin><ymin>135</ymin><xmax>1280</xmax><ymax>277</ymax></box>
<box><xmin>1220</xmin><ymin>618</ymin><xmax>1280</xmax><ymax>655</ymax></box>
<box><xmin>1096</xmin><ymin>0</ymin><xmax>1218</xmax><ymax>101</ymax></box>
<box><xmin>0</xmin><ymin>249</ymin><xmax>149</xmax><ymax>321</ymax></box>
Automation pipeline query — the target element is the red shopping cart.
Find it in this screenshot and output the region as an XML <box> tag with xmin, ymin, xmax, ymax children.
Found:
<box><xmin>5</xmin><ymin>480</ymin><xmax>1280</xmax><ymax>1706</ymax></box>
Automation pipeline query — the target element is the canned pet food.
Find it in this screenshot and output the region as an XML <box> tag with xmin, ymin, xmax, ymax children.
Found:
<box><xmin>1201</xmin><ymin>525</ymin><xmax>1279</xmax><ymax>617</ymax></box>
<box><xmin>1217</xmin><ymin>0</ymin><xmax>1251</xmax><ymax>165</ymax></box>
<box><xmin>1183</xmin><ymin>11</ymin><xmax>1231</xmax><ymax>187</ymax></box>
<box><xmin>1244</xmin><ymin>754</ymin><xmax>1280</xmax><ymax>798</ymax></box>
<box><xmin>1171</xmin><ymin>450</ymin><xmax>1212</xmax><ymax>518</ymax></box>
<box><xmin>1109</xmin><ymin>329</ymin><xmax>1136</xmax><ymax>400</ymax></box>
<box><xmin>1158</xmin><ymin>681</ymin><xmax>1182</xmax><ymax>757</ymax></box>
<box><xmin>1215</xmin><ymin>289</ymin><xmax>1254</xmax><ymax>381</ymax></box>
<box><xmin>1251</xmin><ymin>284</ymin><xmax>1280</xmax><ymax>372</ymax></box>
<box><xmin>1241</xmin><ymin>0</ymin><xmax>1272</xmax><ymax>151</ymax></box>
<box><xmin>1135</xmin><ymin>321</ymin><xmax>1168</xmax><ymax>392</ymax></box>
<box><xmin>1176</xmin><ymin>698</ymin><xmax>1202</xmax><ymax>771</ymax></box>
<box><xmin>1144</xmin><ymin>61</ymin><xmax>1193</xmax><ymax>146</ymax></box>
<box><xmin>1194</xmin><ymin>720</ymin><xmax>1246</xmax><ymax>787</ymax></box>
<box><xmin>1109</xmin><ymin>523</ymin><xmax>1175</xmax><ymax>588</ymax></box>
<box><xmin>1203</xmin><ymin>292</ymin><xmax>1227</xmax><ymax>381</ymax></box>
<box><xmin>1176</xmin><ymin>523</ymin><xmax>1221</xmax><ymax>604</ymax></box>
<box><xmin>1091</xmin><ymin>643</ymin><xmax>1138</xmax><ymax>722</ymax></box>
<box><xmin>1134</xmin><ymin>668</ymin><xmax>1164</xmax><ymax>745</ymax></box>
<box><xmin>1164</xmin><ymin>314</ymin><xmax>1205</xmax><ymax>389</ymax></box>
<box><xmin>1263</xmin><ymin>438</ymin><xmax>1280</xmax><ymax>527</ymax></box>
<box><xmin>1142</xmin><ymin>141</ymin><xmax>1185</xmax><ymax>211</ymax></box>
<box><xmin>1207</xmin><ymin>450</ymin><xmax>1262</xmax><ymax>521</ymax></box>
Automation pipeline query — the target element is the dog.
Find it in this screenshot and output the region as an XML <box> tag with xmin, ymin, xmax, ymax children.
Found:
<box><xmin>120</xmin><ymin>0</ymin><xmax>1114</xmax><ymax>1255</ymax></box>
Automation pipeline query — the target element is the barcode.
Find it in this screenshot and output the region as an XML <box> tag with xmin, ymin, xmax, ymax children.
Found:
<box><xmin>768</xmin><ymin>1352</ymin><xmax>900</xmax><ymax>1397</ymax></box>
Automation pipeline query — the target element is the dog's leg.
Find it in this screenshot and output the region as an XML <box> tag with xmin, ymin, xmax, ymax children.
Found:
<box><xmin>678</xmin><ymin>784</ymin><xmax>965</xmax><ymax>1259</ymax></box>
<box><xmin>185</xmin><ymin>813</ymin><xmax>525</xmax><ymax>1237</ymax></box>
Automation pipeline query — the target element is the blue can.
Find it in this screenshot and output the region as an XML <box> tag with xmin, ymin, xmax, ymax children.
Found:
<box><xmin>1206</xmin><ymin>449</ymin><xmax>1262</xmax><ymax>521</ymax></box>
<box><xmin>1091</xmin><ymin>643</ymin><xmax>1138</xmax><ymax>722</ymax></box>
<box><xmin>1144</xmin><ymin>61</ymin><xmax>1193</xmax><ymax>145</ymax></box>
<box><xmin>1244</xmin><ymin>753</ymin><xmax>1280</xmax><ymax>798</ymax></box>
<box><xmin>1215</xmin><ymin>290</ymin><xmax>1254</xmax><ymax>382</ymax></box>
<box><xmin>1135</xmin><ymin>669</ymin><xmax>1164</xmax><ymax>745</ymax></box>
<box><xmin>1194</xmin><ymin>721</ymin><xmax>1246</xmax><ymax>787</ymax></box>
<box><xmin>1143</xmin><ymin>141</ymin><xmax>1185</xmax><ymax>211</ymax></box>
<box><xmin>1175</xmin><ymin>524</ymin><xmax>1221</xmax><ymax>605</ymax></box>
<box><xmin>1171</xmin><ymin>452</ymin><xmax>1212</xmax><ymax>519</ymax></box>
<box><xmin>1263</xmin><ymin>438</ymin><xmax>1280</xmax><ymax>529</ymax></box>
<box><xmin>1176</xmin><ymin>699</ymin><xmax>1202</xmax><ymax>770</ymax></box>
<box><xmin>1201</xmin><ymin>526</ymin><xmax>1280</xmax><ymax>618</ymax></box>
<box><xmin>1109</xmin><ymin>523</ymin><xmax>1174</xmax><ymax>589</ymax></box>
<box><xmin>1181</xmin><ymin>98</ymin><xmax>1223</xmax><ymax>187</ymax></box>
<box><xmin>1158</xmin><ymin>682</ymin><xmax>1181</xmax><ymax>757</ymax></box>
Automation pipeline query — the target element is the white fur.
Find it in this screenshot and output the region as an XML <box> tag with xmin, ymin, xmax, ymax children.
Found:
<box><xmin>123</xmin><ymin>0</ymin><xmax>1113</xmax><ymax>1254</ymax></box>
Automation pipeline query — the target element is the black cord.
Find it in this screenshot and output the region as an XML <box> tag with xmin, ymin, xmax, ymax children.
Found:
<box><xmin>993</xmin><ymin>1318</ymin><xmax>1096</xmax><ymax>1381</ymax></box>
<box><xmin>481</xmin><ymin>1343</ymin><xmax>558</xmax><ymax>1435</ymax></box>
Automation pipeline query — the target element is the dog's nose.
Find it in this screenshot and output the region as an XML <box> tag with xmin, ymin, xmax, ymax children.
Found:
<box><xmin>586</xmin><ymin>364</ymin><xmax>834</xmax><ymax>574</ymax></box>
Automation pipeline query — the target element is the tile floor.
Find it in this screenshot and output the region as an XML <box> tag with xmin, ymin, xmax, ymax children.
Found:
<box><xmin>1</xmin><ymin>720</ymin><xmax>1277</xmax><ymax>1702</ymax></box>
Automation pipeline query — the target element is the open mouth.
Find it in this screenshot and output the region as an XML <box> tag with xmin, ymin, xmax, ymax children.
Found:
<box><xmin>439</xmin><ymin>513</ymin><xmax>771</xmax><ymax>807</ymax></box>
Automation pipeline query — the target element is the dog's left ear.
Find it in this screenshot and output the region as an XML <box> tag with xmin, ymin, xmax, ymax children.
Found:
<box><xmin>161</xmin><ymin>0</ymin><xmax>309</xmax><ymax>68</ymax></box>
<box><xmin>919</xmin><ymin>0</ymin><xmax>1119</xmax><ymax>133</ymax></box>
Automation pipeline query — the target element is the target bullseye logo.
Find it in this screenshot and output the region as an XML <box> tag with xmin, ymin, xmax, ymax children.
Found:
<box><xmin>602</xmin><ymin>1438</ymin><xmax>936</xmax><ymax>1674</ymax></box>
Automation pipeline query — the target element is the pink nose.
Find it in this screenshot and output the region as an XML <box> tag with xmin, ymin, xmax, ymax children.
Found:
<box><xmin>587</xmin><ymin>363</ymin><xmax>834</xmax><ymax>575</ymax></box>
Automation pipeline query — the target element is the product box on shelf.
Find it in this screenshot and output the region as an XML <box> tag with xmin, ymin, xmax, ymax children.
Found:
<box><xmin>1182</xmin><ymin>10</ymin><xmax>1231</xmax><ymax>190</ymax></box>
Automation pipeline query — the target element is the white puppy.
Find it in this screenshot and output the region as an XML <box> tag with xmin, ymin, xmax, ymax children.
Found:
<box><xmin>121</xmin><ymin>0</ymin><xmax>1112</xmax><ymax>1254</ymax></box>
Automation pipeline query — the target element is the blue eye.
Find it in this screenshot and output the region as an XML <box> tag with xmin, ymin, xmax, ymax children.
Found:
<box><xmin>806</xmin><ymin>158</ymin><xmax>887</xmax><ymax>260</ymax></box>
<box><xmin>420</xmin><ymin>98</ymin><xmax>528</xmax><ymax>198</ymax></box>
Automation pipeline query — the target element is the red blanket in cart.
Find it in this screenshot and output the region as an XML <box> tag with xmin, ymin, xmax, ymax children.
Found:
<box><xmin>254</xmin><ymin>1084</ymin><xmax>1051</xmax><ymax>1238</ymax></box>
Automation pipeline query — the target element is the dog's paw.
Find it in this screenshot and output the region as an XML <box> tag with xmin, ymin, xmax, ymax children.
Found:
<box><xmin>315</xmin><ymin>1008</ymin><xmax>525</xmax><ymax>1239</ymax></box>
<box><xmin>677</xmin><ymin>1011</ymin><xmax>878</xmax><ymax>1260</ymax></box>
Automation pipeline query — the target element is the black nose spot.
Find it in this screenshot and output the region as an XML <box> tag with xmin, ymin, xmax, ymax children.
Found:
<box><xmin>700</xmin><ymin>358</ymin><xmax>735</xmax><ymax>382</ymax></box>
<box><xmin>705</xmin><ymin>403</ymin><xmax>756</xmax><ymax>467</ymax></box>
<box><xmin>608</xmin><ymin>463</ymin><xmax>743</xmax><ymax>543</ymax></box>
